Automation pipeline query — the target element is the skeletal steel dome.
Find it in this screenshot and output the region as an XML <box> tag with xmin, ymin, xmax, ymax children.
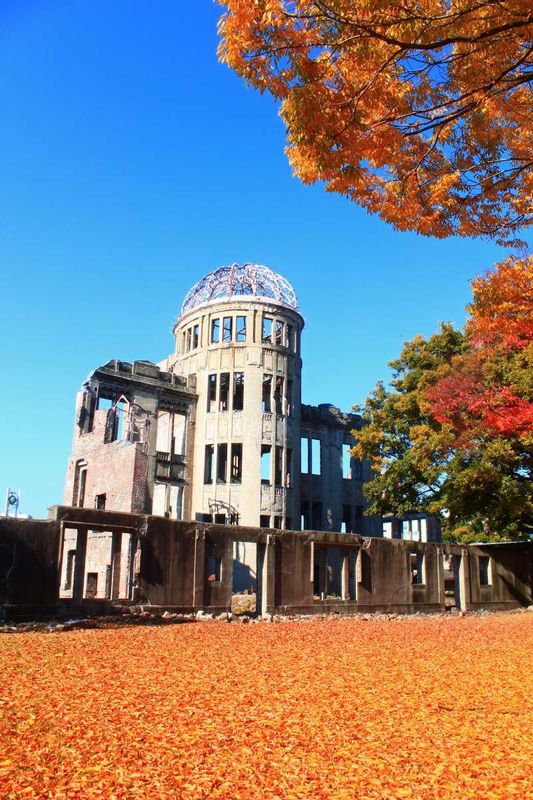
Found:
<box><xmin>179</xmin><ymin>263</ymin><xmax>299</xmax><ymax>318</ymax></box>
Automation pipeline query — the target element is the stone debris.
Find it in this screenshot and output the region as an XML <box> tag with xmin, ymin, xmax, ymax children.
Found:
<box><xmin>1</xmin><ymin>606</ymin><xmax>529</xmax><ymax>634</ymax></box>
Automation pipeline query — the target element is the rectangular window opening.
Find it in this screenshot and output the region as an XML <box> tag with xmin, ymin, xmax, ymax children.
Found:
<box><xmin>192</xmin><ymin>324</ymin><xmax>200</xmax><ymax>350</ymax></box>
<box><xmin>410</xmin><ymin>552</ymin><xmax>425</xmax><ymax>584</ymax></box>
<box><xmin>207</xmin><ymin>557</ymin><xmax>222</xmax><ymax>582</ymax></box>
<box><xmin>286</xmin><ymin>448</ymin><xmax>292</xmax><ymax>488</ymax></box>
<box><xmin>236</xmin><ymin>315</ymin><xmax>247</xmax><ymax>342</ymax></box>
<box><xmin>223</xmin><ymin>316</ymin><xmax>232</xmax><ymax>342</ymax></box>
<box><xmin>204</xmin><ymin>445</ymin><xmax>214</xmax><ymax>484</ymax></box>
<box><xmin>286</xmin><ymin>325</ymin><xmax>294</xmax><ymax>350</ymax></box>
<box><xmin>64</xmin><ymin>550</ymin><xmax>76</xmax><ymax>590</ymax></box>
<box><xmin>211</xmin><ymin>318</ymin><xmax>220</xmax><ymax>343</ymax></box>
<box><xmin>274</xmin><ymin>376</ymin><xmax>284</xmax><ymax>416</ymax></box>
<box><xmin>261</xmin><ymin>445</ymin><xmax>271</xmax><ymax>484</ymax></box>
<box><xmin>286</xmin><ymin>379</ymin><xmax>293</xmax><ymax>415</ymax></box>
<box><xmin>217</xmin><ymin>443</ymin><xmax>228</xmax><ymax>484</ymax></box>
<box><xmin>85</xmin><ymin>572</ymin><xmax>98</xmax><ymax>599</ymax></box>
<box><xmin>207</xmin><ymin>374</ymin><xmax>217</xmax><ymax>412</ymax></box>
<box><xmin>342</xmin><ymin>504</ymin><xmax>353</xmax><ymax>533</ymax></box>
<box><xmin>186</xmin><ymin>328</ymin><xmax>192</xmax><ymax>352</ymax></box>
<box><xmin>275</xmin><ymin>320</ymin><xmax>284</xmax><ymax>346</ymax></box>
<box><xmin>342</xmin><ymin>444</ymin><xmax>352</xmax><ymax>479</ymax></box>
<box><xmin>312</xmin><ymin>501</ymin><xmax>322</xmax><ymax>531</ymax></box>
<box><xmin>233</xmin><ymin>372</ymin><xmax>244</xmax><ymax>411</ymax></box>
<box><xmin>262</xmin><ymin>317</ymin><xmax>272</xmax><ymax>343</ymax></box>
<box><xmin>479</xmin><ymin>556</ymin><xmax>492</xmax><ymax>586</ymax></box>
<box><xmin>260</xmin><ymin>515</ymin><xmax>270</xmax><ymax>528</ymax></box>
<box><xmin>262</xmin><ymin>375</ymin><xmax>272</xmax><ymax>413</ymax></box>
<box><xmin>301</xmin><ymin>437</ymin><xmax>309</xmax><ymax>474</ymax></box>
<box><xmin>274</xmin><ymin>446</ymin><xmax>283</xmax><ymax>486</ymax></box>
<box><xmin>95</xmin><ymin>493</ymin><xmax>106</xmax><ymax>510</ymax></box>
<box><xmin>357</xmin><ymin>549</ymin><xmax>372</xmax><ymax>592</ymax></box>
<box><xmin>231</xmin><ymin>443</ymin><xmax>242</xmax><ymax>483</ymax></box>
<box><xmin>311</xmin><ymin>438</ymin><xmax>321</xmax><ymax>475</ymax></box>
<box><xmin>219</xmin><ymin>373</ymin><xmax>230</xmax><ymax>412</ymax></box>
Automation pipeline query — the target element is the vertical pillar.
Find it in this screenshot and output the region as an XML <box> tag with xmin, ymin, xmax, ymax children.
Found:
<box><xmin>72</xmin><ymin>528</ymin><xmax>88</xmax><ymax>603</ymax></box>
<box><xmin>260</xmin><ymin>535</ymin><xmax>274</xmax><ymax>615</ymax></box>
<box><xmin>192</xmin><ymin>528</ymin><xmax>206</xmax><ymax>609</ymax></box>
<box><xmin>341</xmin><ymin>551</ymin><xmax>350</xmax><ymax>600</ymax></box>
<box><xmin>459</xmin><ymin>548</ymin><xmax>469</xmax><ymax>611</ymax></box>
<box><xmin>110</xmin><ymin>531</ymin><xmax>122</xmax><ymax>600</ymax></box>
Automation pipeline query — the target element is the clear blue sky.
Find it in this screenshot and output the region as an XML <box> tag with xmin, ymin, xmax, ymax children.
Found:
<box><xmin>0</xmin><ymin>1</ymin><xmax>521</xmax><ymax>518</ymax></box>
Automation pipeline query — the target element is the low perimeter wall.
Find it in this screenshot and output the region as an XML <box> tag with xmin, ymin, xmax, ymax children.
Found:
<box><xmin>0</xmin><ymin>507</ymin><xmax>531</xmax><ymax>620</ymax></box>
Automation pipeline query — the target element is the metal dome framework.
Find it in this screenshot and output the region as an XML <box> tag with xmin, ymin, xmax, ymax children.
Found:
<box><xmin>179</xmin><ymin>263</ymin><xmax>299</xmax><ymax>319</ymax></box>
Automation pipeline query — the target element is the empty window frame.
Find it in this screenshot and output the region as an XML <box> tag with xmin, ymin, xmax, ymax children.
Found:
<box><xmin>342</xmin><ymin>504</ymin><xmax>353</xmax><ymax>533</ymax></box>
<box><xmin>285</xmin><ymin>448</ymin><xmax>292</xmax><ymax>488</ymax></box>
<box><xmin>231</xmin><ymin>443</ymin><xmax>242</xmax><ymax>483</ymax></box>
<box><xmin>223</xmin><ymin>316</ymin><xmax>233</xmax><ymax>342</ymax></box>
<box><xmin>273</xmin><ymin>516</ymin><xmax>283</xmax><ymax>530</ymax></box>
<box><xmin>274</xmin><ymin>446</ymin><xmax>283</xmax><ymax>486</ymax></box>
<box><xmin>274</xmin><ymin>376</ymin><xmax>284</xmax><ymax>415</ymax></box>
<box><xmin>356</xmin><ymin>549</ymin><xmax>372</xmax><ymax>592</ymax></box>
<box><xmin>312</xmin><ymin>501</ymin><xmax>322</xmax><ymax>530</ymax></box>
<box><xmin>410</xmin><ymin>552</ymin><xmax>425</xmax><ymax>584</ymax></box>
<box><xmin>261</xmin><ymin>445</ymin><xmax>271</xmax><ymax>484</ymax></box>
<box><xmin>286</xmin><ymin>324</ymin><xmax>294</xmax><ymax>350</ymax></box>
<box><xmin>85</xmin><ymin>573</ymin><xmax>98</xmax><ymax>599</ymax></box>
<box><xmin>301</xmin><ymin>437</ymin><xmax>309</xmax><ymax>474</ymax></box>
<box><xmin>64</xmin><ymin>549</ymin><xmax>76</xmax><ymax>590</ymax></box>
<box><xmin>262</xmin><ymin>375</ymin><xmax>272</xmax><ymax>413</ymax></box>
<box><xmin>301</xmin><ymin>502</ymin><xmax>310</xmax><ymax>530</ymax></box>
<box><xmin>233</xmin><ymin>372</ymin><xmax>244</xmax><ymax>411</ymax></box>
<box><xmin>204</xmin><ymin>445</ymin><xmax>214</xmax><ymax>484</ymax></box>
<box><xmin>186</xmin><ymin>328</ymin><xmax>192</xmax><ymax>352</ymax></box>
<box><xmin>207</xmin><ymin>374</ymin><xmax>217</xmax><ymax>412</ymax></box>
<box><xmin>217</xmin><ymin>444</ymin><xmax>228</xmax><ymax>483</ymax></box>
<box><xmin>192</xmin><ymin>324</ymin><xmax>200</xmax><ymax>350</ymax></box>
<box><xmin>236</xmin><ymin>315</ymin><xmax>247</xmax><ymax>342</ymax></box>
<box><xmin>95</xmin><ymin>493</ymin><xmax>106</xmax><ymax>510</ymax></box>
<box><xmin>479</xmin><ymin>556</ymin><xmax>492</xmax><ymax>586</ymax></box>
<box><xmin>311</xmin><ymin>438</ymin><xmax>321</xmax><ymax>475</ymax></box>
<box><xmin>262</xmin><ymin>317</ymin><xmax>273</xmax><ymax>343</ymax></box>
<box><xmin>286</xmin><ymin>379</ymin><xmax>293</xmax><ymax>415</ymax></box>
<box><xmin>342</xmin><ymin>444</ymin><xmax>352</xmax><ymax>479</ymax></box>
<box><xmin>211</xmin><ymin>318</ymin><xmax>220</xmax><ymax>343</ymax></box>
<box><xmin>260</xmin><ymin>515</ymin><xmax>270</xmax><ymax>528</ymax></box>
<box><xmin>275</xmin><ymin>320</ymin><xmax>284</xmax><ymax>346</ymax></box>
<box><xmin>219</xmin><ymin>373</ymin><xmax>230</xmax><ymax>411</ymax></box>
<box><xmin>74</xmin><ymin>461</ymin><xmax>87</xmax><ymax>508</ymax></box>
<box><xmin>207</xmin><ymin>557</ymin><xmax>221</xmax><ymax>582</ymax></box>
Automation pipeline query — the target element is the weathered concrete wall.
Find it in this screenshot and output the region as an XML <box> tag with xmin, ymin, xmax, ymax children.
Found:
<box><xmin>2</xmin><ymin>508</ymin><xmax>531</xmax><ymax>619</ymax></box>
<box><xmin>0</xmin><ymin>517</ymin><xmax>60</xmax><ymax>619</ymax></box>
<box><xmin>466</xmin><ymin>543</ymin><xmax>532</xmax><ymax>611</ymax></box>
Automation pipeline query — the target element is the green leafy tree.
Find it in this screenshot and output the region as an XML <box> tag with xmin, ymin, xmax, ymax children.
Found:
<box><xmin>353</xmin><ymin>319</ymin><xmax>532</xmax><ymax>543</ymax></box>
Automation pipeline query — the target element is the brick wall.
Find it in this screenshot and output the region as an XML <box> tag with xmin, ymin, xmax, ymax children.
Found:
<box><xmin>64</xmin><ymin>408</ymin><xmax>148</xmax><ymax>513</ymax></box>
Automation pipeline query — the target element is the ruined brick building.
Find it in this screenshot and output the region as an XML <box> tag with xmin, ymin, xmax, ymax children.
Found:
<box><xmin>63</xmin><ymin>264</ymin><xmax>439</xmax><ymax>596</ymax></box>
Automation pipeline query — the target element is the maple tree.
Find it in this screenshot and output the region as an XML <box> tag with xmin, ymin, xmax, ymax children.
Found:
<box><xmin>353</xmin><ymin>256</ymin><xmax>532</xmax><ymax>542</ymax></box>
<box><xmin>1</xmin><ymin>616</ymin><xmax>532</xmax><ymax>799</ymax></box>
<box><xmin>218</xmin><ymin>1</ymin><xmax>532</xmax><ymax>241</ymax></box>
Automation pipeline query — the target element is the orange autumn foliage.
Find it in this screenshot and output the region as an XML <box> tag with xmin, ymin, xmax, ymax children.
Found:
<box><xmin>1</xmin><ymin>614</ymin><xmax>533</xmax><ymax>799</ymax></box>
<box><xmin>426</xmin><ymin>255</ymin><xmax>533</xmax><ymax>441</ymax></box>
<box><xmin>217</xmin><ymin>1</ymin><xmax>533</xmax><ymax>242</ymax></box>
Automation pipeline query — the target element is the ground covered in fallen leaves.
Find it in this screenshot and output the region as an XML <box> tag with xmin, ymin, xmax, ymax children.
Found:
<box><xmin>1</xmin><ymin>613</ymin><xmax>532</xmax><ymax>799</ymax></box>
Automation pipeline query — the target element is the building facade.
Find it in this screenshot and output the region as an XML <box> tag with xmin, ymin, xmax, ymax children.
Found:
<box><xmin>63</xmin><ymin>263</ymin><xmax>439</xmax><ymax>597</ymax></box>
